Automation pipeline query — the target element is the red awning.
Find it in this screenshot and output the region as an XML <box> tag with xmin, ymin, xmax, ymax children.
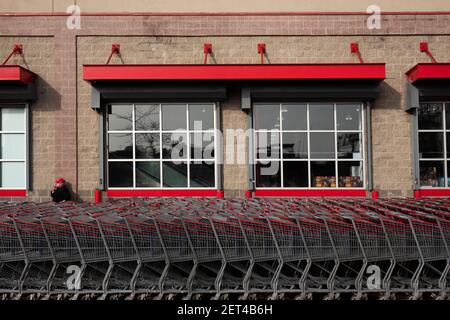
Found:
<box><xmin>83</xmin><ymin>63</ymin><xmax>386</xmax><ymax>82</ymax></box>
<box><xmin>0</xmin><ymin>65</ymin><xmax>37</xmax><ymax>83</ymax></box>
<box><xmin>406</xmin><ymin>63</ymin><xmax>450</xmax><ymax>83</ymax></box>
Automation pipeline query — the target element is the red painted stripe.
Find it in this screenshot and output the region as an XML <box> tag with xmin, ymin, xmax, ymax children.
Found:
<box><xmin>106</xmin><ymin>189</ymin><xmax>219</xmax><ymax>197</ymax></box>
<box><xmin>0</xmin><ymin>66</ymin><xmax>37</xmax><ymax>83</ymax></box>
<box><xmin>254</xmin><ymin>189</ymin><xmax>367</xmax><ymax>197</ymax></box>
<box><xmin>84</xmin><ymin>63</ymin><xmax>386</xmax><ymax>81</ymax></box>
<box><xmin>406</xmin><ymin>63</ymin><xmax>450</xmax><ymax>82</ymax></box>
<box><xmin>417</xmin><ymin>189</ymin><xmax>450</xmax><ymax>197</ymax></box>
<box><xmin>0</xmin><ymin>190</ymin><xmax>27</xmax><ymax>197</ymax></box>
<box><xmin>1</xmin><ymin>12</ymin><xmax>450</xmax><ymax>17</ymax></box>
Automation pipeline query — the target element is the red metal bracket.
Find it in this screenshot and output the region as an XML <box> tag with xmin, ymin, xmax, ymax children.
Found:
<box><xmin>350</xmin><ymin>43</ymin><xmax>364</xmax><ymax>64</ymax></box>
<box><xmin>257</xmin><ymin>43</ymin><xmax>266</xmax><ymax>64</ymax></box>
<box><xmin>2</xmin><ymin>44</ymin><xmax>23</xmax><ymax>65</ymax></box>
<box><xmin>420</xmin><ymin>42</ymin><xmax>438</xmax><ymax>63</ymax></box>
<box><xmin>203</xmin><ymin>43</ymin><xmax>212</xmax><ymax>64</ymax></box>
<box><xmin>106</xmin><ymin>44</ymin><xmax>121</xmax><ymax>65</ymax></box>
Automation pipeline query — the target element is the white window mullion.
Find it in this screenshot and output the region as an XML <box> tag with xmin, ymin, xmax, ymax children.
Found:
<box><xmin>307</xmin><ymin>103</ymin><xmax>311</xmax><ymax>188</ymax></box>
<box><xmin>186</xmin><ymin>104</ymin><xmax>190</xmax><ymax>188</ymax></box>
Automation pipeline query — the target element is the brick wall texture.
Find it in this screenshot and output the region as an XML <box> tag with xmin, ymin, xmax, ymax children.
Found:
<box><xmin>1</xmin><ymin>14</ymin><xmax>450</xmax><ymax>200</ymax></box>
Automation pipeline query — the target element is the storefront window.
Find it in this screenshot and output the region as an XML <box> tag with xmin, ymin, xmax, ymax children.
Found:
<box><xmin>254</xmin><ymin>103</ymin><xmax>364</xmax><ymax>188</ymax></box>
<box><xmin>0</xmin><ymin>106</ymin><xmax>27</xmax><ymax>189</ymax></box>
<box><xmin>107</xmin><ymin>103</ymin><xmax>216</xmax><ymax>188</ymax></box>
<box><xmin>418</xmin><ymin>103</ymin><xmax>450</xmax><ymax>187</ymax></box>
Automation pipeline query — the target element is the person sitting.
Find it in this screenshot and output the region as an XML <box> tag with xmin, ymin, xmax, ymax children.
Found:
<box><xmin>50</xmin><ymin>178</ymin><xmax>71</xmax><ymax>203</ymax></box>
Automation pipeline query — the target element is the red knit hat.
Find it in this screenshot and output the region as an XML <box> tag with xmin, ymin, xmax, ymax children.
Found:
<box><xmin>55</xmin><ymin>178</ymin><xmax>65</xmax><ymax>184</ymax></box>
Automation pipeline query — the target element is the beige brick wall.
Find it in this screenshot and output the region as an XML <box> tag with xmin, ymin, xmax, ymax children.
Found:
<box><xmin>76</xmin><ymin>35</ymin><xmax>450</xmax><ymax>199</ymax></box>
<box><xmin>0</xmin><ymin>36</ymin><xmax>55</xmax><ymax>202</ymax></box>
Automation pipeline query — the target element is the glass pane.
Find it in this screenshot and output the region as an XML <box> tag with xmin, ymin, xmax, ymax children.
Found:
<box><xmin>1</xmin><ymin>162</ymin><xmax>25</xmax><ymax>188</ymax></box>
<box><xmin>162</xmin><ymin>132</ymin><xmax>187</xmax><ymax>159</ymax></box>
<box><xmin>446</xmin><ymin>104</ymin><xmax>450</xmax><ymax>130</ymax></box>
<box><xmin>135</xmin><ymin>133</ymin><xmax>160</xmax><ymax>159</ymax></box>
<box><xmin>190</xmin><ymin>162</ymin><xmax>215</xmax><ymax>187</ymax></box>
<box><xmin>190</xmin><ymin>132</ymin><xmax>214</xmax><ymax>159</ymax></box>
<box><xmin>447</xmin><ymin>132</ymin><xmax>450</xmax><ymax>158</ymax></box>
<box><xmin>1</xmin><ymin>107</ymin><xmax>25</xmax><ymax>131</ymax></box>
<box><xmin>108</xmin><ymin>162</ymin><xmax>133</xmax><ymax>188</ymax></box>
<box><xmin>419</xmin><ymin>132</ymin><xmax>444</xmax><ymax>159</ymax></box>
<box><xmin>256</xmin><ymin>131</ymin><xmax>280</xmax><ymax>159</ymax></box>
<box><xmin>311</xmin><ymin>161</ymin><xmax>336</xmax><ymax>188</ymax></box>
<box><xmin>282</xmin><ymin>104</ymin><xmax>307</xmax><ymax>130</ymax></box>
<box><xmin>163</xmin><ymin>162</ymin><xmax>187</xmax><ymax>187</ymax></box>
<box><xmin>135</xmin><ymin>104</ymin><xmax>160</xmax><ymax>131</ymax></box>
<box><xmin>420</xmin><ymin>161</ymin><xmax>445</xmax><ymax>187</ymax></box>
<box><xmin>310</xmin><ymin>133</ymin><xmax>335</xmax><ymax>159</ymax></box>
<box><xmin>283</xmin><ymin>161</ymin><xmax>308</xmax><ymax>187</ymax></box>
<box><xmin>189</xmin><ymin>104</ymin><xmax>214</xmax><ymax>131</ymax></box>
<box><xmin>1</xmin><ymin>134</ymin><xmax>25</xmax><ymax>159</ymax></box>
<box><xmin>282</xmin><ymin>133</ymin><xmax>308</xmax><ymax>159</ymax></box>
<box><xmin>337</xmin><ymin>104</ymin><xmax>361</xmax><ymax>131</ymax></box>
<box><xmin>162</xmin><ymin>104</ymin><xmax>186</xmax><ymax>130</ymax></box>
<box><xmin>448</xmin><ymin>162</ymin><xmax>450</xmax><ymax>188</ymax></box>
<box><xmin>418</xmin><ymin>103</ymin><xmax>443</xmax><ymax>130</ymax></box>
<box><xmin>337</xmin><ymin>133</ymin><xmax>361</xmax><ymax>159</ymax></box>
<box><xmin>256</xmin><ymin>161</ymin><xmax>281</xmax><ymax>187</ymax></box>
<box><xmin>108</xmin><ymin>133</ymin><xmax>133</xmax><ymax>159</ymax></box>
<box><xmin>108</xmin><ymin>105</ymin><xmax>132</xmax><ymax>131</ymax></box>
<box><xmin>309</xmin><ymin>104</ymin><xmax>334</xmax><ymax>130</ymax></box>
<box><xmin>136</xmin><ymin>162</ymin><xmax>160</xmax><ymax>188</ymax></box>
<box><xmin>338</xmin><ymin>161</ymin><xmax>363</xmax><ymax>188</ymax></box>
<box><xmin>255</xmin><ymin>104</ymin><xmax>280</xmax><ymax>130</ymax></box>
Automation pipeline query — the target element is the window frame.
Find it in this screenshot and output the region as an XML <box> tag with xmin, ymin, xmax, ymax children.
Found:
<box><xmin>253</xmin><ymin>102</ymin><xmax>367</xmax><ymax>190</ymax></box>
<box><xmin>106</xmin><ymin>102</ymin><xmax>218</xmax><ymax>190</ymax></box>
<box><xmin>0</xmin><ymin>103</ymin><xmax>29</xmax><ymax>190</ymax></box>
<box><xmin>416</xmin><ymin>101</ymin><xmax>450</xmax><ymax>189</ymax></box>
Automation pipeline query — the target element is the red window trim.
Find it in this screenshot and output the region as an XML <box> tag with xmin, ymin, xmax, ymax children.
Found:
<box><xmin>0</xmin><ymin>189</ymin><xmax>27</xmax><ymax>197</ymax></box>
<box><xmin>106</xmin><ymin>189</ymin><xmax>220</xmax><ymax>198</ymax></box>
<box><xmin>406</xmin><ymin>63</ymin><xmax>450</xmax><ymax>83</ymax></box>
<box><xmin>416</xmin><ymin>189</ymin><xmax>450</xmax><ymax>197</ymax></box>
<box><xmin>83</xmin><ymin>63</ymin><xmax>386</xmax><ymax>82</ymax></box>
<box><xmin>0</xmin><ymin>65</ymin><xmax>37</xmax><ymax>83</ymax></box>
<box><xmin>254</xmin><ymin>189</ymin><xmax>367</xmax><ymax>197</ymax></box>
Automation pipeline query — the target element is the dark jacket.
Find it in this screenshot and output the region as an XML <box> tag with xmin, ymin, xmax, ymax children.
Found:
<box><xmin>51</xmin><ymin>185</ymin><xmax>71</xmax><ymax>203</ymax></box>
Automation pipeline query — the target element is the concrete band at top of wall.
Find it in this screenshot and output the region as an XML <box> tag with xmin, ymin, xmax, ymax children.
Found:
<box><xmin>1</xmin><ymin>0</ymin><xmax>450</xmax><ymax>14</ymax></box>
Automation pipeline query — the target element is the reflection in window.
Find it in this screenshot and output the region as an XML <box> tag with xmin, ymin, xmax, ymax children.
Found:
<box><xmin>337</xmin><ymin>133</ymin><xmax>361</xmax><ymax>159</ymax></box>
<box><xmin>162</xmin><ymin>133</ymin><xmax>187</xmax><ymax>159</ymax></box>
<box><xmin>418</xmin><ymin>103</ymin><xmax>443</xmax><ymax>130</ymax></box>
<box><xmin>338</xmin><ymin>161</ymin><xmax>363</xmax><ymax>188</ymax></box>
<box><xmin>136</xmin><ymin>162</ymin><xmax>160</xmax><ymax>188</ymax></box>
<box><xmin>417</xmin><ymin>103</ymin><xmax>450</xmax><ymax>188</ymax></box>
<box><xmin>254</xmin><ymin>105</ymin><xmax>280</xmax><ymax>130</ymax></box>
<box><xmin>311</xmin><ymin>161</ymin><xmax>336</xmax><ymax>188</ymax></box>
<box><xmin>256</xmin><ymin>161</ymin><xmax>281</xmax><ymax>187</ymax></box>
<box><xmin>419</xmin><ymin>132</ymin><xmax>444</xmax><ymax>159</ymax></box>
<box><xmin>108</xmin><ymin>105</ymin><xmax>132</xmax><ymax>131</ymax></box>
<box><xmin>107</xmin><ymin>104</ymin><xmax>216</xmax><ymax>188</ymax></box>
<box><xmin>163</xmin><ymin>162</ymin><xmax>188</xmax><ymax>187</ymax></box>
<box><xmin>190</xmin><ymin>162</ymin><xmax>215</xmax><ymax>187</ymax></box>
<box><xmin>282</xmin><ymin>133</ymin><xmax>307</xmax><ymax>159</ymax></box>
<box><xmin>108</xmin><ymin>133</ymin><xmax>133</xmax><ymax>159</ymax></box>
<box><xmin>309</xmin><ymin>104</ymin><xmax>334</xmax><ymax>130</ymax></box>
<box><xmin>136</xmin><ymin>133</ymin><xmax>160</xmax><ymax>159</ymax></box>
<box><xmin>135</xmin><ymin>104</ymin><xmax>160</xmax><ymax>131</ymax></box>
<box><xmin>420</xmin><ymin>161</ymin><xmax>445</xmax><ymax>187</ymax></box>
<box><xmin>0</xmin><ymin>106</ymin><xmax>27</xmax><ymax>188</ymax></box>
<box><xmin>282</xmin><ymin>104</ymin><xmax>307</xmax><ymax>130</ymax></box>
<box><xmin>310</xmin><ymin>133</ymin><xmax>335</xmax><ymax>159</ymax></box>
<box><xmin>108</xmin><ymin>162</ymin><xmax>133</xmax><ymax>188</ymax></box>
<box><xmin>337</xmin><ymin>104</ymin><xmax>362</xmax><ymax>131</ymax></box>
<box><xmin>254</xmin><ymin>103</ymin><xmax>364</xmax><ymax>189</ymax></box>
<box><xmin>283</xmin><ymin>161</ymin><xmax>308</xmax><ymax>187</ymax></box>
